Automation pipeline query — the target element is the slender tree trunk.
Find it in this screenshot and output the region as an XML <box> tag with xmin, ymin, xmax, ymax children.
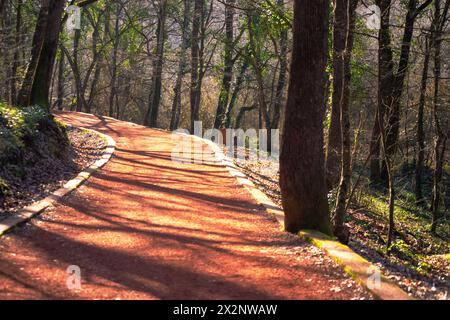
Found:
<box><xmin>214</xmin><ymin>0</ymin><xmax>235</xmax><ymax>129</ymax></box>
<box><xmin>0</xmin><ymin>1</ymin><xmax>5</xmax><ymax>101</ymax></box>
<box><xmin>430</xmin><ymin>0</ymin><xmax>449</xmax><ymax>232</ymax></box>
<box><xmin>235</xmin><ymin>105</ymin><xmax>256</xmax><ymax>129</ymax></box>
<box><xmin>385</xmin><ymin>154</ymin><xmax>395</xmax><ymax>249</ymax></box>
<box><xmin>266</xmin><ymin>0</ymin><xmax>288</xmax><ymax>154</ymax></box>
<box><xmin>332</xmin><ymin>0</ymin><xmax>357</xmax><ymax>244</ymax></box>
<box><xmin>56</xmin><ymin>45</ymin><xmax>65</xmax><ymax>110</ymax></box>
<box><xmin>415</xmin><ymin>34</ymin><xmax>431</xmax><ymax>205</ymax></box>
<box><xmin>247</xmin><ymin>14</ymin><xmax>270</xmax><ymax>129</ymax></box>
<box><xmin>326</xmin><ymin>0</ymin><xmax>347</xmax><ymax>188</ymax></box>
<box><xmin>170</xmin><ymin>0</ymin><xmax>191</xmax><ymax>131</ymax></box>
<box><xmin>369</xmin><ymin>0</ymin><xmax>394</xmax><ymax>183</ymax></box>
<box><xmin>376</xmin><ymin>86</ymin><xmax>396</xmax><ymax>250</ymax></box>
<box><xmin>10</xmin><ymin>0</ymin><xmax>22</xmax><ymax>105</ymax></box>
<box><xmin>0</xmin><ymin>0</ymin><xmax>6</xmax><ymax>17</ymax></box>
<box><xmin>145</xmin><ymin>0</ymin><xmax>167</xmax><ymax>127</ymax></box>
<box><xmin>61</xmin><ymin>45</ymin><xmax>88</xmax><ymax>111</ymax></box>
<box><xmin>431</xmin><ymin>136</ymin><xmax>447</xmax><ymax>232</ymax></box>
<box><xmin>4</xmin><ymin>0</ymin><xmax>13</xmax><ymax>104</ymax></box>
<box><xmin>380</xmin><ymin>0</ymin><xmax>432</xmax><ymax>181</ymax></box>
<box><xmin>86</xmin><ymin>12</ymin><xmax>103</xmax><ymax>113</ymax></box>
<box><xmin>73</xmin><ymin>17</ymin><xmax>83</xmax><ymax>112</ymax></box>
<box><xmin>225</xmin><ymin>59</ymin><xmax>249</xmax><ymax>128</ymax></box>
<box><xmin>109</xmin><ymin>4</ymin><xmax>121</xmax><ymax>118</ymax></box>
<box><xmin>190</xmin><ymin>0</ymin><xmax>203</xmax><ymax>133</ymax></box>
<box><xmin>271</xmin><ymin>0</ymin><xmax>288</xmax><ymax>131</ymax></box>
<box><xmin>280</xmin><ymin>0</ymin><xmax>332</xmax><ymax>235</ymax></box>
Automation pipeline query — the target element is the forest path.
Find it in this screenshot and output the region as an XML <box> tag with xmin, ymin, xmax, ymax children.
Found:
<box><xmin>0</xmin><ymin>112</ymin><xmax>370</xmax><ymax>299</ymax></box>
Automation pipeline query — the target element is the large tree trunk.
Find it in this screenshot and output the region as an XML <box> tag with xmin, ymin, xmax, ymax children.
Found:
<box><xmin>145</xmin><ymin>0</ymin><xmax>167</xmax><ymax>127</ymax></box>
<box><xmin>332</xmin><ymin>0</ymin><xmax>358</xmax><ymax>243</ymax></box>
<box><xmin>18</xmin><ymin>0</ymin><xmax>99</xmax><ymax>109</ymax></box>
<box><xmin>170</xmin><ymin>0</ymin><xmax>191</xmax><ymax>131</ymax></box>
<box><xmin>214</xmin><ymin>0</ymin><xmax>235</xmax><ymax>129</ymax></box>
<box><xmin>17</xmin><ymin>0</ymin><xmax>51</xmax><ymax>107</ymax></box>
<box><xmin>28</xmin><ymin>0</ymin><xmax>66</xmax><ymax>108</ymax></box>
<box><xmin>280</xmin><ymin>0</ymin><xmax>332</xmax><ymax>235</ymax></box>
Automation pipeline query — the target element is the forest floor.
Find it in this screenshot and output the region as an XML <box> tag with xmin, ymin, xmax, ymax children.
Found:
<box><xmin>227</xmin><ymin>147</ymin><xmax>449</xmax><ymax>300</ymax></box>
<box><xmin>0</xmin><ymin>112</ymin><xmax>372</xmax><ymax>299</ymax></box>
<box><xmin>0</xmin><ymin>127</ymin><xmax>106</xmax><ymax>220</ymax></box>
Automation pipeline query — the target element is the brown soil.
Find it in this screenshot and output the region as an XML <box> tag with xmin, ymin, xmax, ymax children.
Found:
<box><xmin>0</xmin><ymin>112</ymin><xmax>372</xmax><ymax>300</ymax></box>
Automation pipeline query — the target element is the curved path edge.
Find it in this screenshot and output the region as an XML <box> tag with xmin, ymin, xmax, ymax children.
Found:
<box><xmin>0</xmin><ymin>127</ymin><xmax>116</xmax><ymax>237</ymax></box>
<box><xmin>194</xmin><ymin>135</ymin><xmax>412</xmax><ymax>300</ymax></box>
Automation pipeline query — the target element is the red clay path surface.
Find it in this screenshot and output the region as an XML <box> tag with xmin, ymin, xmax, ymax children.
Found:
<box><xmin>0</xmin><ymin>112</ymin><xmax>371</xmax><ymax>300</ymax></box>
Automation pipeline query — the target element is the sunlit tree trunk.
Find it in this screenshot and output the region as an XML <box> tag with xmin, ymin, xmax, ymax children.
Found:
<box><xmin>280</xmin><ymin>0</ymin><xmax>332</xmax><ymax>235</ymax></box>
<box><xmin>332</xmin><ymin>0</ymin><xmax>357</xmax><ymax>243</ymax></box>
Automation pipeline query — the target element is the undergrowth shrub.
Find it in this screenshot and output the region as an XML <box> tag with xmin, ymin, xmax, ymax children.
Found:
<box><xmin>0</xmin><ymin>103</ymin><xmax>69</xmax><ymax>202</ymax></box>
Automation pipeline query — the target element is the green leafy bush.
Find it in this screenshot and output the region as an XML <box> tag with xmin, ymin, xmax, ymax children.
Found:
<box><xmin>0</xmin><ymin>103</ymin><xmax>49</xmax><ymax>143</ymax></box>
<box><xmin>0</xmin><ymin>103</ymin><xmax>68</xmax><ymax>166</ymax></box>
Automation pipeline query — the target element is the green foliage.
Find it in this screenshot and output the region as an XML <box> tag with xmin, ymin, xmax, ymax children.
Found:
<box><xmin>0</xmin><ymin>103</ymin><xmax>50</xmax><ymax>162</ymax></box>
<box><xmin>0</xmin><ymin>103</ymin><xmax>49</xmax><ymax>146</ymax></box>
<box><xmin>260</xmin><ymin>0</ymin><xmax>292</xmax><ymax>38</ymax></box>
<box><xmin>354</xmin><ymin>186</ymin><xmax>449</xmax><ymax>277</ymax></box>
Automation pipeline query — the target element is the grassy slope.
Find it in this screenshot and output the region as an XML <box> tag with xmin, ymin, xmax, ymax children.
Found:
<box><xmin>348</xmin><ymin>163</ymin><xmax>449</xmax><ymax>279</ymax></box>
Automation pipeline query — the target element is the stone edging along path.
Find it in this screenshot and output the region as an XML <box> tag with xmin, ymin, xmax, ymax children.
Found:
<box><xmin>192</xmin><ymin>135</ymin><xmax>413</xmax><ymax>300</ymax></box>
<box><xmin>0</xmin><ymin>127</ymin><xmax>116</xmax><ymax>237</ymax></box>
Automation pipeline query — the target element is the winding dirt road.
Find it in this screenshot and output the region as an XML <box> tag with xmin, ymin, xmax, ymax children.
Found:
<box><xmin>0</xmin><ymin>112</ymin><xmax>371</xmax><ymax>299</ymax></box>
